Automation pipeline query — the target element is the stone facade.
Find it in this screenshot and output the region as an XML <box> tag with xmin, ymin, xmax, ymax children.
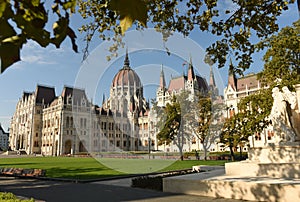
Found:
<box><xmin>223</xmin><ymin>69</ymin><xmax>300</xmax><ymax>148</ymax></box>
<box><xmin>0</xmin><ymin>124</ymin><xmax>9</xmax><ymax>150</ymax></box>
<box><xmin>9</xmin><ymin>86</ymin><xmax>55</xmax><ymax>154</ymax></box>
<box><xmin>9</xmin><ymin>53</ymin><xmax>222</xmax><ymax>155</ymax></box>
<box><xmin>154</xmin><ymin>60</ymin><xmax>221</xmax><ymax>153</ymax></box>
<box><xmin>156</xmin><ymin>60</ymin><xmax>209</xmax><ymax>107</ymax></box>
<box><xmin>9</xmin><ymin>52</ymin><xmax>152</xmax><ymax>155</ymax></box>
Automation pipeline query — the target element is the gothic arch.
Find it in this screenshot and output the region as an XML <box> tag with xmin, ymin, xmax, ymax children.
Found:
<box><xmin>64</xmin><ymin>140</ymin><xmax>72</xmax><ymax>154</ymax></box>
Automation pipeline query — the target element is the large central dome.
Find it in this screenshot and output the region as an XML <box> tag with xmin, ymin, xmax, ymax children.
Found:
<box><xmin>112</xmin><ymin>51</ymin><xmax>141</xmax><ymax>88</ymax></box>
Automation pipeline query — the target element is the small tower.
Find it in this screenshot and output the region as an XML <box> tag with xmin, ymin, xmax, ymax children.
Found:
<box><xmin>228</xmin><ymin>59</ymin><xmax>237</xmax><ymax>90</ymax></box>
<box><xmin>187</xmin><ymin>57</ymin><xmax>195</xmax><ymax>81</ymax></box>
<box><xmin>209</xmin><ymin>66</ymin><xmax>219</xmax><ymax>97</ymax></box>
<box><xmin>123</xmin><ymin>48</ymin><xmax>130</xmax><ymax>69</ymax></box>
<box><xmin>160</xmin><ymin>65</ymin><xmax>166</xmax><ymax>89</ymax></box>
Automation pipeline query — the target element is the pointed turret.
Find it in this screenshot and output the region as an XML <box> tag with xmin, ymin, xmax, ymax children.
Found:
<box><xmin>123</xmin><ymin>48</ymin><xmax>130</xmax><ymax>69</ymax></box>
<box><xmin>160</xmin><ymin>65</ymin><xmax>166</xmax><ymax>89</ymax></box>
<box><xmin>209</xmin><ymin>66</ymin><xmax>219</xmax><ymax>96</ymax></box>
<box><xmin>187</xmin><ymin>56</ymin><xmax>195</xmax><ymax>81</ymax></box>
<box><xmin>228</xmin><ymin>59</ymin><xmax>237</xmax><ymax>90</ymax></box>
<box><xmin>209</xmin><ymin>66</ymin><xmax>216</xmax><ymax>87</ymax></box>
<box><xmin>102</xmin><ymin>93</ymin><xmax>106</xmax><ymax>106</ymax></box>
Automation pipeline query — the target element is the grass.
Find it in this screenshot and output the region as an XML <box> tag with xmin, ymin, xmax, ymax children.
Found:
<box><xmin>0</xmin><ymin>156</ymin><xmax>226</xmax><ymax>179</ymax></box>
<box><xmin>161</xmin><ymin>160</ymin><xmax>226</xmax><ymax>171</ymax></box>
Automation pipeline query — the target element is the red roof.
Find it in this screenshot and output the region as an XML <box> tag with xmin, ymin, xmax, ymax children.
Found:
<box><xmin>236</xmin><ymin>74</ymin><xmax>258</xmax><ymax>91</ymax></box>
<box><xmin>112</xmin><ymin>68</ymin><xmax>141</xmax><ymax>88</ymax></box>
<box><xmin>168</xmin><ymin>76</ymin><xmax>186</xmax><ymax>92</ymax></box>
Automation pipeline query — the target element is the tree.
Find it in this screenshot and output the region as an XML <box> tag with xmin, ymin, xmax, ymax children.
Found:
<box><xmin>0</xmin><ymin>0</ymin><xmax>78</xmax><ymax>72</ymax></box>
<box><xmin>220</xmin><ymin>89</ymin><xmax>273</xmax><ymax>160</ymax></box>
<box><xmin>257</xmin><ymin>20</ymin><xmax>300</xmax><ymax>88</ymax></box>
<box><xmin>156</xmin><ymin>92</ymin><xmax>192</xmax><ymax>160</ymax></box>
<box><xmin>78</xmin><ymin>0</ymin><xmax>298</xmax><ymax>73</ymax></box>
<box><xmin>1</xmin><ymin>0</ymin><xmax>298</xmax><ymax>73</ymax></box>
<box><xmin>220</xmin><ymin>116</ymin><xmax>240</xmax><ymax>161</ymax></box>
<box><xmin>187</xmin><ymin>94</ymin><xmax>224</xmax><ymax>160</ymax></box>
<box><xmin>237</xmin><ymin>89</ymin><xmax>273</xmax><ymax>134</ymax></box>
<box><xmin>157</xmin><ymin>96</ymin><xmax>183</xmax><ymax>159</ymax></box>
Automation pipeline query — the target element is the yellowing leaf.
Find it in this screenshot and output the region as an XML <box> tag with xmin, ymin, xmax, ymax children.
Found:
<box><xmin>31</xmin><ymin>0</ymin><xmax>40</xmax><ymax>7</ymax></box>
<box><xmin>63</xmin><ymin>1</ymin><xmax>77</xmax><ymax>13</ymax></box>
<box><xmin>120</xmin><ymin>15</ymin><xmax>133</xmax><ymax>34</ymax></box>
<box><xmin>0</xmin><ymin>0</ymin><xmax>7</xmax><ymax>18</ymax></box>
<box><xmin>109</xmin><ymin>0</ymin><xmax>148</xmax><ymax>34</ymax></box>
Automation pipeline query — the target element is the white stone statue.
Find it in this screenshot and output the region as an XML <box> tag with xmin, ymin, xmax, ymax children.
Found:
<box><xmin>269</xmin><ymin>86</ymin><xmax>297</xmax><ymax>142</ymax></box>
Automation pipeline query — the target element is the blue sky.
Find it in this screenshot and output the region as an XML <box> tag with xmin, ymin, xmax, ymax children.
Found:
<box><xmin>0</xmin><ymin>1</ymin><xmax>298</xmax><ymax>131</ymax></box>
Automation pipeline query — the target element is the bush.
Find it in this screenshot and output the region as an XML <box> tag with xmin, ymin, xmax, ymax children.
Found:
<box><xmin>208</xmin><ymin>151</ymin><xmax>248</xmax><ymax>161</ymax></box>
<box><xmin>132</xmin><ymin>170</ymin><xmax>194</xmax><ymax>191</ymax></box>
<box><xmin>132</xmin><ymin>176</ymin><xmax>163</xmax><ymax>191</ymax></box>
<box><xmin>0</xmin><ymin>192</ymin><xmax>34</xmax><ymax>202</ymax></box>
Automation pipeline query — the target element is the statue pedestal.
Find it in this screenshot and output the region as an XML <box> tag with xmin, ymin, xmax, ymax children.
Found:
<box><xmin>226</xmin><ymin>143</ymin><xmax>300</xmax><ymax>178</ymax></box>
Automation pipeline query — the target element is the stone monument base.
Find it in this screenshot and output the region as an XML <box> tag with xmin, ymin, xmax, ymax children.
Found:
<box><xmin>225</xmin><ymin>161</ymin><xmax>300</xmax><ymax>178</ymax></box>
<box><xmin>248</xmin><ymin>142</ymin><xmax>300</xmax><ymax>163</ymax></box>
<box><xmin>163</xmin><ymin>171</ymin><xmax>300</xmax><ymax>202</ymax></box>
<box><xmin>225</xmin><ymin>143</ymin><xmax>300</xmax><ymax>178</ymax></box>
<box><xmin>163</xmin><ymin>144</ymin><xmax>300</xmax><ymax>201</ymax></box>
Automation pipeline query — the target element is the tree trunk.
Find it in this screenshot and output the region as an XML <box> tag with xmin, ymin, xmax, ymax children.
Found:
<box><xmin>239</xmin><ymin>146</ymin><xmax>242</xmax><ymax>159</ymax></box>
<box><xmin>204</xmin><ymin>147</ymin><xmax>207</xmax><ymax>161</ymax></box>
<box><xmin>178</xmin><ymin>129</ymin><xmax>184</xmax><ymax>161</ymax></box>
<box><xmin>229</xmin><ymin>145</ymin><xmax>235</xmax><ymax>161</ymax></box>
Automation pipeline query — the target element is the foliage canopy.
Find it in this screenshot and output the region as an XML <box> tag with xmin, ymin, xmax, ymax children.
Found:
<box><xmin>1</xmin><ymin>0</ymin><xmax>298</xmax><ymax>74</ymax></box>
<box><xmin>0</xmin><ymin>0</ymin><xmax>78</xmax><ymax>73</ymax></box>
<box><xmin>257</xmin><ymin>20</ymin><xmax>300</xmax><ymax>88</ymax></box>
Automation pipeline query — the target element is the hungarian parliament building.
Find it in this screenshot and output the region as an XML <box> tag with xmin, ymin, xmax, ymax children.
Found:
<box><xmin>9</xmin><ymin>49</ymin><xmax>300</xmax><ymax>156</ymax></box>
<box><xmin>9</xmin><ymin>52</ymin><xmax>223</xmax><ymax>156</ymax></box>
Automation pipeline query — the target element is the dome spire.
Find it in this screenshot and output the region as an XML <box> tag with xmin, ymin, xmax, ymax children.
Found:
<box><xmin>123</xmin><ymin>48</ymin><xmax>130</xmax><ymax>69</ymax></box>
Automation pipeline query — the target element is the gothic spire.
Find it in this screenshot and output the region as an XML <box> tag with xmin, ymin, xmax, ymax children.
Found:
<box><xmin>102</xmin><ymin>93</ymin><xmax>105</xmax><ymax>106</ymax></box>
<box><xmin>187</xmin><ymin>56</ymin><xmax>195</xmax><ymax>81</ymax></box>
<box><xmin>209</xmin><ymin>66</ymin><xmax>216</xmax><ymax>87</ymax></box>
<box><xmin>209</xmin><ymin>66</ymin><xmax>219</xmax><ymax>96</ymax></box>
<box><xmin>228</xmin><ymin>58</ymin><xmax>237</xmax><ymax>90</ymax></box>
<box><xmin>123</xmin><ymin>48</ymin><xmax>130</xmax><ymax>69</ymax></box>
<box><xmin>160</xmin><ymin>64</ymin><xmax>166</xmax><ymax>88</ymax></box>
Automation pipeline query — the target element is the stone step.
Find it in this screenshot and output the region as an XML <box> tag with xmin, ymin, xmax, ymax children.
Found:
<box><xmin>225</xmin><ymin>161</ymin><xmax>300</xmax><ymax>178</ymax></box>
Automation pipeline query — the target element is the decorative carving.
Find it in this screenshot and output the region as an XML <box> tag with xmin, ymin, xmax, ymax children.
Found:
<box><xmin>269</xmin><ymin>86</ymin><xmax>297</xmax><ymax>142</ymax></box>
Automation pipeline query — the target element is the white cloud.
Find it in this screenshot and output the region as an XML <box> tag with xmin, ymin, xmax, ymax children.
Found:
<box><xmin>22</xmin><ymin>55</ymin><xmax>42</xmax><ymax>63</ymax></box>
<box><xmin>219</xmin><ymin>0</ymin><xmax>239</xmax><ymax>13</ymax></box>
<box><xmin>20</xmin><ymin>41</ymin><xmax>59</xmax><ymax>65</ymax></box>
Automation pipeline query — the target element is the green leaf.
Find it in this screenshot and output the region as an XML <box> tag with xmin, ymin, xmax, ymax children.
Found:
<box><xmin>109</xmin><ymin>0</ymin><xmax>148</xmax><ymax>34</ymax></box>
<box><xmin>67</xmin><ymin>27</ymin><xmax>78</xmax><ymax>53</ymax></box>
<box><xmin>0</xmin><ymin>37</ymin><xmax>22</xmax><ymax>73</ymax></box>
<box><xmin>0</xmin><ymin>0</ymin><xmax>7</xmax><ymax>18</ymax></box>
<box><xmin>51</xmin><ymin>18</ymin><xmax>68</xmax><ymax>48</ymax></box>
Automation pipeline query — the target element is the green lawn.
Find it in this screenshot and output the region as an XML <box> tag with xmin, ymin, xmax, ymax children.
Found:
<box><xmin>0</xmin><ymin>156</ymin><xmax>225</xmax><ymax>179</ymax></box>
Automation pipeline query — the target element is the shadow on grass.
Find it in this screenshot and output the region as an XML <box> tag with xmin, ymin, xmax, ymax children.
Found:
<box><xmin>45</xmin><ymin>167</ymin><xmax>125</xmax><ymax>180</ymax></box>
<box><xmin>0</xmin><ymin>163</ymin><xmax>37</xmax><ymax>166</ymax></box>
